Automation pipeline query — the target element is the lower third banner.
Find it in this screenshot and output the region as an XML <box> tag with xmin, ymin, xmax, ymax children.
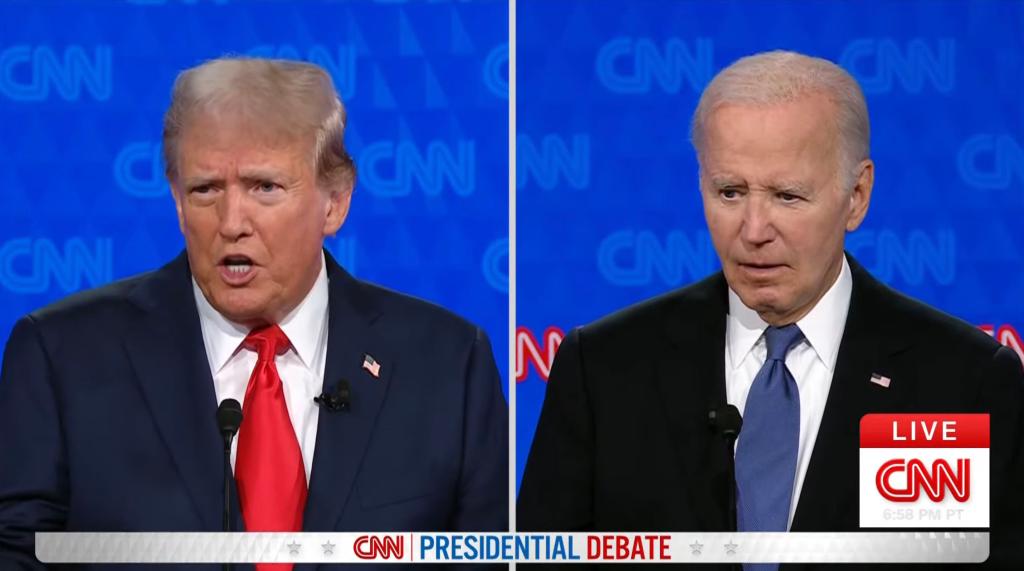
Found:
<box><xmin>36</xmin><ymin>532</ymin><xmax>988</xmax><ymax>564</ymax></box>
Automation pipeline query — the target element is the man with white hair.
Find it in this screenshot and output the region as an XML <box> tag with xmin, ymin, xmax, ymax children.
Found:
<box><xmin>0</xmin><ymin>57</ymin><xmax>507</xmax><ymax>569</ymax></box>
<box><xmin>518</xmin><ymin>50</ymin><xmax>1023</xmax><ymax>567</ymax></box>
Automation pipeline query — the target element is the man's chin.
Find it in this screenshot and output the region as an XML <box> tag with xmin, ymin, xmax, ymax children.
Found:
<box><xmin>207</xmin><ymin>292</ymin><xmax>274</xmax><ymax>327</ymax></box>
<box><xmin>735</xmin><ymin>288</ymin><xmax>791</xmax><ymax>318</ymax></box>
<box><xmin>742</xmin><ymin>294</ymin><xmax>811</xmax><ymax>326</ymax></box>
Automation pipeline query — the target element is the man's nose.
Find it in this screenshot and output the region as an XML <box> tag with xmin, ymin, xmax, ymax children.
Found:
<box><xmin>739</xmin><ymin>195</ymin><xmax>777</xmax><ymax>246</ymax></box>
<box><xmin>217</xmin><ymin>188</ymin><xmax>253</xmax><ymax>240</ymax></box>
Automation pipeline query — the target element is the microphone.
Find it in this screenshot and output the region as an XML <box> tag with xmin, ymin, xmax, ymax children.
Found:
<box><xmin>709</xmin><ymin>405</ymin><xmax>742</xmax><ymax>533</ymax></box>
<box><xmin>216</xmin><ymin>398</ymin><xmax>243</xmax><ymax>571</ymax></box>
<box><xmin>314</xmin><ymin>380</ymin><xmax>351</xmax><ymax>412</ymax></box>
<box><xmin>708</xmin><ymin>404</ymin><xmax>742</xmax><ymax>441</ymax></box>
<box><xmin>217</xmin><ymin>398</ymin><xmax>243</xmax><ymax>447</ymax></box>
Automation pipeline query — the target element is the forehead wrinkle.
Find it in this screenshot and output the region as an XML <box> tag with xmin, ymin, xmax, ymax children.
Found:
<box><xmin>702</xmin><ymin>142</ymin><xmax>833</xmax><ymax>194</ymax></box>
<box><xmin>237</xmin><ymin>165</ymin><xmax>289</xmax><ymax>179</ymax></box>
<box><xmin>704</xmin><ymin>97</ymin><xmax>842</xmax><ymax>164</ymax></box>
<box><xmin>180</xmin><ymin>110</ymin><xmax>313</xmax><ymax>156</ymax></box>
<box><xmin>177</xmin><ymin>135</ymin><xmax>314</xmax><ymax>184</ymax></box>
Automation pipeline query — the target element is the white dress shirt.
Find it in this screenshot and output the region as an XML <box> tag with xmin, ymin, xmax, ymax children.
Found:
<box><xmin>193</xmin><ymin>254</ymin><xmax>330</xmax><ymax>484</ymax></box>
<box><xmin>725</xmin><ymin>257</ymin><xmax>852</xmax><ymax>529</ymax></box>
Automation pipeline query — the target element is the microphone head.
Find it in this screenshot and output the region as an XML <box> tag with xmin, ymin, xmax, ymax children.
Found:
<box><xmin>708</xmin><ymin>404</ymin><xmax>742</xmax><ymax>440</ymax></box>
<box><xmin>216</xmin><ymin>398</ymin><xmax>243</xmax><ymax>437</ymax></box>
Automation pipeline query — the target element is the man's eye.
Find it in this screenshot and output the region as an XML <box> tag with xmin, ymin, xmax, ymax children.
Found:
<box><xmin>257</xmin><ymin>182</ymin><xmax>281</xmax><ymax>193</ymax></box>
<box><xmin>720</xmin><ymin>188</ymin><xmax>740</xmax><ymax>199</ymax></box>
<box><xmin>191</xmin><ymin>185</ymin><xmax>212</xmax><ymax>194</ymax></box>
<box><xmin>778</xmin><ymin>192</ymin><xmax>800</xmax><ymax>203</ymax></box>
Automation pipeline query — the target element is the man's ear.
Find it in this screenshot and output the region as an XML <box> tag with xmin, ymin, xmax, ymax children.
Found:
<box><xmin>846</xmin><ymin>159</ymin><xmax>874</xmax><ymax>232</ymax></box>
<box><xmin>323</xmin><ymin>185</ymin><xmax>353</xmax><ymax>236</ymax></box>
<box><xmin>170</xmin><ymin>183</ymin><xmax>186</xmax><ymax>235</ymax></box>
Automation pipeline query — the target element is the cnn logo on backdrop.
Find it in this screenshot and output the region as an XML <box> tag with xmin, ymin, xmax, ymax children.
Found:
<box><xmin>859</xmin><ymin>414</ymin><xmax>989</xmax><ymax>528</ymax></box>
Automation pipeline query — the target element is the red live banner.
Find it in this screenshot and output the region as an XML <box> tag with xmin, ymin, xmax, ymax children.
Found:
<box><xmin>860</xmin><ymin>414</ymin><xmax>989</xmax><ymax>448</ymax></box>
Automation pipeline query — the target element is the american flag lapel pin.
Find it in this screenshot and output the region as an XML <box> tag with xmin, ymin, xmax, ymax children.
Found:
<box><xmin>362</xmin><ymin>353</ymin><xmax>381</xmax><ymax>379</ymax></box>
<box><xmin>870</xmin><ymin>373</ymin><xmax>891</xmax><ymax>388</ymax></box>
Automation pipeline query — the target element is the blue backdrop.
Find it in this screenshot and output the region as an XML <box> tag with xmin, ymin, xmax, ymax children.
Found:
<box><xmin>0</xmin><ymin>0</ymin><xmax>509</xmax><ymax>396</ymax></box>
<box><xmin>516</xmin><ymin>0</ymin><xmax>1024</xmax><ymax>491</ymax></box>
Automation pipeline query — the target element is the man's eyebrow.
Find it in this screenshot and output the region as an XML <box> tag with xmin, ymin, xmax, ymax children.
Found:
<box><xmin>708</xmin><ymin>175</ymin><xmax>745</xmax><ymax>187</ymax></box>
<box><xmin>768</xmin><ymin>180</ymin><xmax>809</xmax><ymax>193</ymax></box>
<box><xmin>180</xmin><ymin>174</ymin><xmax>222</xmax><ymax>188</ymax></box>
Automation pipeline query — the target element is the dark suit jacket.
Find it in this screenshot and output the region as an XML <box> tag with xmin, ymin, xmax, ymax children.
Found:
<box><xmin>518</xmin><ymin>256</ymin><xmax>1024</xmax><ymax>569</ymax></box>
<box><xmin>0</xmin><ymin>251</ymin><xmax>508</xmax><ymax>570</ymax></box>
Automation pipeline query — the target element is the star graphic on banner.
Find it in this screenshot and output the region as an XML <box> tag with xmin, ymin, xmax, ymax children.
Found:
<box><xmin>322</xmin><ymin>541</ymin><xmax>335</xmax><ymax>556</ymax></box>
<box><xmin>689</xmin><ymin>540</ymin><xmax>703</xmax><ymax>556</ymax></box>
<box><xmin>724</xmin><ymin>540</ymin><xmax>739</xmax><ymax>555</ymax></box>
<box><xmin>287</xmin><ymin>541</ymin><xmax>301</xmax><ymax>555</ymax></box>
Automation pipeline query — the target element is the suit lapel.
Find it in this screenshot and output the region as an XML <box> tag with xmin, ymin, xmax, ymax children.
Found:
<box><xmin>791</xmin><ymin>256</ymin><xmax>913</xmax><ymax>531</ymax></box>
<box><xmin>654</xmin><ymin>273</ymin><xmax>732</xmax><ymax>530</ymax></box>
<box><xmin>120</xmin><ymin>251</ymin><xmax>396</xmax><ymax>542</ymax></box>
<box><xmin>123</xmin><ymin>252</ymin><xmax>223</xmax><ymax>531</ymax></box>
<box><xmin>302</xmin><ymin>254</ymin><xmax>394</xmax><ymax>534</ymax></box>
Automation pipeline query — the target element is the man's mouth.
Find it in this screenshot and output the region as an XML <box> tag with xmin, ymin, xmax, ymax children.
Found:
<box><xmin>221</xmin><ymin>255</ymin><xmax>253</xmax><ymax>271</ymax></box>
<box><xmin>738</xmin><ymin>262</ymin><xmax>786</xmax><ymax>276</ymax></box>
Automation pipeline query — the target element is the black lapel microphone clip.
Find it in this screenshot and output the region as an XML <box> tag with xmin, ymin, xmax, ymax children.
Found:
<box><xmin>314</xmin><ymin>379</ymin><xmax>351</xmax><ymax>412</ymax></box>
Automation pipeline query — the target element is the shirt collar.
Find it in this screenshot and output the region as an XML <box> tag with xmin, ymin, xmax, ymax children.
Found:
<box><xmin>727</xmin><ymin>256</ymin><xmax>852</xmax><ymax>371</ymax></box>
<box><xmin>278</xmin><ymin>255</ymin><xmax>329</xmax><ymax>369</ymax></box>
<box><xmin>193</xmin><ymin>253</ymin><xmax>330</xmax><ymax>373</ymax></box>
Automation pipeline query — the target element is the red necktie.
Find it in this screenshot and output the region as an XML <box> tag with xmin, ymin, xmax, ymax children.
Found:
<box><xmin>235</xmin><ymin>325</ymin><xmax>307</xmax><ymax>571</ymax></box>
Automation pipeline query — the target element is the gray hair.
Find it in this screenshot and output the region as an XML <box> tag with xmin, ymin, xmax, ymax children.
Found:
<box><xmin>690</xmin><ymin>50</ymin><xmax>870</xmax><ymax>188</ymax></box>
<box><xmin>162</xmin><ymin>57</ymin><xmax>355</xmax><ymax>193</ymax></box>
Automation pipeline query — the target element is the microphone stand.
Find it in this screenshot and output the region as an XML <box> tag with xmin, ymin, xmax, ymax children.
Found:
<box><xmin>223</xmin><ymin>436</ymin><xmax>232</xmax><ymax>571</ymax></box>
<box><xmin>709</xmin><ymin>405</ymin><xmax>742</xmax><ymax>534</ymax></box>
<box><xmin>217</xmin><ymin>399</ymin><xmax>243</xmax><ymax>571</ymax></box>
<box><xmin>724</xmin><ymin>431</ymin><xmax>739</xmax><ymax>533</ymax></box>
<box><xmin>710</xmin><ymin>405</ymin><xmax>743</xmax><ymax>571</ymax></box>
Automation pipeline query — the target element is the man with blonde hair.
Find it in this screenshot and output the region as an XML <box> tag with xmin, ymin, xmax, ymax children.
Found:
<box><xmin>0</xmin><ymin>57</ymin><xmax>507</xmax><ymax>569</ymax></box>
<box><xmin>519</xmin><ymin>50</ymin><xmax>1023</xmax><ymax>567</ymax></box>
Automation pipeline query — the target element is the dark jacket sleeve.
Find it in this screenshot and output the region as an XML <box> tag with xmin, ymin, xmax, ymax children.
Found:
<box><xmin>450</xmin><ymin>327</ymin><xmax>509</xmax><ymax>531</ymax></box>
<box><xmin>517</xmin><ymin>327</ymin><xmax>595</xmax><ymax>531</ymax></box>
<box><xmin>0</xmin><ymin>316</ymin><xmax>68</xmax><ymax>569</ymax></box>
<box><xmin>982</xmin><ymin>345</ymin><xmax>1024</xmax><ymax>567</ymax></box>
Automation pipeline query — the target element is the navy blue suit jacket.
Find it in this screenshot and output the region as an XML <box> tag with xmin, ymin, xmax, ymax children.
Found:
<box><xmin>0</xmin><ymin>251</ymin><xmax>508</xmax><ymax>569</ymax></box>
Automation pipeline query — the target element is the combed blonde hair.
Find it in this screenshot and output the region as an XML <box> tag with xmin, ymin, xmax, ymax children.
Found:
<box><xmin>691</xmin><ymin>50</ymin><xmax>870</xmax><ymax>188</ymax></box>
<box><xmin>163</xmin><ymin>57</ymin><xmax>355</xmax><ymax>193</ymax></box>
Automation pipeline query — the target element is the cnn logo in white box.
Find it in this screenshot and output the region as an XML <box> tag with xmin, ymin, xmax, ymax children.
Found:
<box><xmin>859</xmin><ymin>414</ymin><xmax>989</xmax><ymax>528</ymax></box>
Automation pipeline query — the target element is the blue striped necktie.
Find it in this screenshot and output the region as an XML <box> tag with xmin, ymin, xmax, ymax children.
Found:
<box><xmin>735</xmin><ymin>324</ymin><xmax>804</xmax><ymax>571</ymax></box>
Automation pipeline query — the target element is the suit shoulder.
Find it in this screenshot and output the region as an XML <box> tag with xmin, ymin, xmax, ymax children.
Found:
<box><xmin>352</xmin><ymin>279</ymin><xmax>482</xmax><ymax>341</ymax></box>
<box><xmin>581</xmin><ymin>273</ymin><xmax>724</xmax><ymax>342</ymax></box>
<box><xmin>22</xmin><ymin>271</ymin><xmax>153</xmax><ymax>331</ymax></box>
<box><xmin>871</xmin><ymin>281</ymin><xmax>1003</xmax><ymax>358</ymax></box>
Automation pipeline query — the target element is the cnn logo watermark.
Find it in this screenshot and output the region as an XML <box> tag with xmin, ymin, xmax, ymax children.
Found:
<box><xmin>859</xmin><ymin>414</ymin><xmax>988</xmax><ymax>528</ymax></box>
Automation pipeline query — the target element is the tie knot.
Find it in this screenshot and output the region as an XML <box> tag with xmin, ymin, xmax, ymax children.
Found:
<box><xmin>763</xmin><ymin>324</ymin><xmax>804</xmax><ymax>362</ymax></box>
<box><xmin>243</xmin><ymin>324</ymin><xmax>290</xmax><ymax>362</ymax></box>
